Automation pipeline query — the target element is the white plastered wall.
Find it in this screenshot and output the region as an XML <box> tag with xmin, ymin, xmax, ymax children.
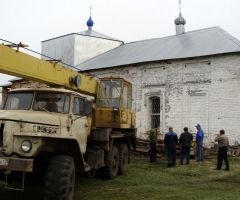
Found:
<box><xmin>84</xmin><ymin>53</ymin><xmax>240</xmax><ymax>147</ymax></box>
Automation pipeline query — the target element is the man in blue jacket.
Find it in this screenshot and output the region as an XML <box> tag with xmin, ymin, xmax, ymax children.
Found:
<box><xmin>195</xmin><ymin>124</ymin><xmax>204</xmax><ymax>162</ymax></box>
<box><xmin>164</xmin><ymin>126</ymin><xmax>178</xmax><ymax>167</ymax></box>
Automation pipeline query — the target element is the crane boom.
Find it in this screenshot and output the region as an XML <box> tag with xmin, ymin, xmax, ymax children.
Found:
<box><xmin>0</xmin><ymin>44</ymin><xmax>98</xmax><ymax>96</ymax></box>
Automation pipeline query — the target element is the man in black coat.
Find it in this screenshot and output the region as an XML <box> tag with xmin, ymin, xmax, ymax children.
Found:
<box><xmin>179</xmin><ymin>127</ymin><xmax>193</xmax><ymax>165</ymax></box>
<box><xmin>164</xmin><ymin>126</ymin><xmax>178</xmax><ymax>167</ymax></box>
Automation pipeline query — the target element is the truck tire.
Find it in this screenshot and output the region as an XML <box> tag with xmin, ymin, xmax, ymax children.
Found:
<box><xmin>118</xmin><ymin>144</ymin><xmax>128</xmax><ymax>175</ymax></box>
<box><xmin>100</xmin><ymin>145</ymin><xmax>119</xmax><ymax>179</ymax></box>
<box><xmin>44</xmin><ymin>155</ymin><xmax>75</xmax><ymax>200</ymax></box>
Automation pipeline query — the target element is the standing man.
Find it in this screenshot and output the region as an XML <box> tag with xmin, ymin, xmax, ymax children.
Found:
<box><xmin>149</xmin><ymin>124</ymin><xmax>159</xmax><ymax>162</ymax></box>
<box><xmin>195</xmin><ymin>124</ymin><xmax>204</xmax><ymax>162</ymax></box>
<box><xmin>179</xmin><ymin>127</ymin><xmax>193</xmax><ymax>165</ymax></box>
<box><xmin>164</xmin><ymin>126</ymin><xmax>178</xmax><ymax>167</ymax></box>
<box><xmin>214</xmin><ymin>129</ymin><xmax>229</xmax><ymax>171</ymax></box>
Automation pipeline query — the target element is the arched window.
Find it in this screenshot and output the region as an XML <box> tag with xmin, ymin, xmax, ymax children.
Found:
<box><xmin>151</xmin><ymin>97</ymin><xmax>160</xmax><ymax>128</ymax></box>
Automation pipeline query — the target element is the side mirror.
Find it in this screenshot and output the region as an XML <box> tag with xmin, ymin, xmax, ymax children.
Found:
<box><xmin>111</xmin><ymin>106</ymin><xmax>118</xmax><ymax>116</ymax></box>
<box><xmin>113</xmin><ymin>106</ymin><xmax>118</xmax><ymax>112</ymax></box>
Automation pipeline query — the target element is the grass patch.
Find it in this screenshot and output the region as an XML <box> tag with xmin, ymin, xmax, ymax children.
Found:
<box><xmin>1</xmin><ymin>155</ymin><xmax>240</xmax><ymax>200</ymax></box>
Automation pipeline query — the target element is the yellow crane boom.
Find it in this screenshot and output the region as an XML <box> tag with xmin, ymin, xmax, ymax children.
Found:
<box><xmin>0</xmin><ymin>44</ymin><xmax>98</xmax><ymax>96</ymax></box>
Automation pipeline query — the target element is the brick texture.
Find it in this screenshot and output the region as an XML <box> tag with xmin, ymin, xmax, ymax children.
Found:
<box><xmin>86</xmin><ymin>54</ymin><xmax>240</xmax><ymax>147</ymax></box>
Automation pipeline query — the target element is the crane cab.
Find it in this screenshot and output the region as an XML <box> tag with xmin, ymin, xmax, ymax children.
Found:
<box><xmin>95</xmin><ymin>77</ymin><xmax>136</xmax><ymax>129</ymax></box>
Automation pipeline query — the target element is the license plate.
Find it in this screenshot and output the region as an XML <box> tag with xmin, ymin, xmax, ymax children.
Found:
<box><xmin>0</xmin><ymin>158</ymin><xmax>8</xmax><ymax>166</ymax></box>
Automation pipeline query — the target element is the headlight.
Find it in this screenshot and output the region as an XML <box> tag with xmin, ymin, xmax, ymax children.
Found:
<box><xmin>21</xmin><ymin>140</ymin><xmax>32</xmax><ymax>152</ymax></box>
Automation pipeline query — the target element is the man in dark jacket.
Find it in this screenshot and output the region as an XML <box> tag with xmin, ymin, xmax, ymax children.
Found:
<box><xmin>149</xmin><ymin>124</ymin><xmax>159</xmax><ymax>162</ymax></box>
<box><xmin>164</xmin><ymin>126</ymin><xmax>178</xmax><ymax>167</ymax></box>
<box><xmin>179</xmin><ymin>127</ymin><xmax>193</xmax><ymax>165</ymax></box>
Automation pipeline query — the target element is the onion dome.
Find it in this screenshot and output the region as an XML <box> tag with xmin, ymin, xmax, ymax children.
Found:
<box><xmin>174</xmin><ymin>12</ymin><xmax>186</xmax><ymax>25</ymax></box>
<box><xmin>87</xmin><ymin>16</ymin><xmax>94</xmax><ymax>27</ymax></box>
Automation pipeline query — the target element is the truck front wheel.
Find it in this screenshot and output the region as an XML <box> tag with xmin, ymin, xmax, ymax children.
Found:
<box><xmin>118</xmin><ymin>144</ymin><xmax>128</xmax><ymax>175</ymax></box>
<box><xmin>100</xmin><ymin>145</ymin><xmax>119</xmax><ymax>179</ymax></box>
<box><xmin>44</xmin><ymin>155</ymin><xmax>75</xmax><ymax>200</ymax></box>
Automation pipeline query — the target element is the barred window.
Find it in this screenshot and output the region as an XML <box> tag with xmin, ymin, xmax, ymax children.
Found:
<box><xmin>151</xmin><ymin>97</ymin><xmax>160</xmax><ymax>128</ymax></box>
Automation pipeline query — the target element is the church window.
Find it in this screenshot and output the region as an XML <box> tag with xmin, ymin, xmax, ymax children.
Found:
<box><xmin>151</xmin><ymin>97</ymin><xmax>160</xmax><ymax>128</ymax></box>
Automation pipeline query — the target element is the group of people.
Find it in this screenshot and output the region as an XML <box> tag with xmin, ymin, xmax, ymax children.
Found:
<box><xmin>149</xmin><ymin>124</ymin><xmax>230</xmax><ymax>170</ymax></box>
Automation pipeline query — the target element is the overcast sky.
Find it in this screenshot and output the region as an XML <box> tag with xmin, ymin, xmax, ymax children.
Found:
<box><xmin>1</xmin><ymin>0</ymin><xmax>240</xmax><ymax>85</ymax></box>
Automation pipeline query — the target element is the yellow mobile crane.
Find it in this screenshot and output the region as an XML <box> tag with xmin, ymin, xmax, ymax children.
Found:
<box><xmin>0</xmin><ymin>43</ymin><xmax>136</xmax><ymax>199</ymax></box>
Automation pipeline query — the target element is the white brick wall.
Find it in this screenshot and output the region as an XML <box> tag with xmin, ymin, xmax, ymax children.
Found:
<box><xmin>86</xmin><ymin>54</ymin><xmax>240</xmax><ymax>146</ymax></box>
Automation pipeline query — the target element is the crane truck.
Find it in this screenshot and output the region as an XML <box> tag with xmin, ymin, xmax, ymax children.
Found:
<box><xmin>0</xmin><ymin>43</ymin><xmax>136</xmax><ymax>199</ymax></box>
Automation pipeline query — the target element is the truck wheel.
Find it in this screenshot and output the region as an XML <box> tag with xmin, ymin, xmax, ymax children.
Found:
<box><xmin>118</xmin><ymin>144</ymin><xmax>128</xmax><ymax>175</ymax></box>
<box><xmin>100</xmin><ymin>145</ymin><xmax>119</xmax><ymax>179</ymax></box>
<box><xmin>44</xmin><ymin>155</ymin><xmax>75</xmax><ymax>200</ymax></box>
